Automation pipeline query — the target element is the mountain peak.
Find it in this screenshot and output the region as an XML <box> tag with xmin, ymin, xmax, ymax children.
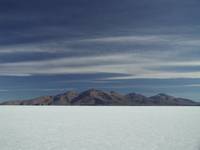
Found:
<box><xmin>150</xmin><ymin>93</ymin><xmax>175</xmax><ymax>100</ymax></box>
<box><xmin>156</xmin><ymin>93</ymin><xmax>172</xmax><ymax>97</ymax></box>
<box><xmin>82</xmin><ymin>88</ymin><xmax>104</xmax><ymax>96</ymax></box>
<box><xmin>63</xmin><ymin>90</ymin><xmax>78</xmax><ymax>96</ymax></box>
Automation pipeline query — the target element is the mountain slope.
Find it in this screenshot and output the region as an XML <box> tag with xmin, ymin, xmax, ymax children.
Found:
<box><xmin>71</xmin><ymin>89</ymin><xmax>128</xmax><ymax>105</ymax></box>
<box><xmin>149</xmin><ymin>93</ymin><xmax>198</xmax><ymax>106</ymax></box>
<box><xmin>125</xmin><ymin>93</ymin><xmax>154</xmax><ymax>105</ymax></box>
<box><xmin>0</xmin><ymin>89</ymin><xmax>199</xmax><ymax>106</ymax></box>
<box><xmin>52</xmin><ymin>91</ymin><xmax>79</xmax><ymax>105</ymax></box>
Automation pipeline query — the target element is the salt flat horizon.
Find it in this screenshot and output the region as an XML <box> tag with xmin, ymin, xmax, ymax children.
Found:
<box><xmin>0</xmin><ymin>106</ymin><xmax>199</xmax><ymax>150</ymax></box>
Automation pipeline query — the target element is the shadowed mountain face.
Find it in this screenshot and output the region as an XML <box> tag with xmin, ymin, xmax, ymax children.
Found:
<box><xmin>149</xmin><ymin>93</ymin><xmax>199</xmax><ymax>106</ymax></box>
<box><xmin>52</xmin><ymin>91</ymin><xmax>79</xmax><ymax>105</ymax></box>
<box><xmin>0</xmin><ymin>89</ymin><xmax>199</xmax><ymax>106</ymax></box>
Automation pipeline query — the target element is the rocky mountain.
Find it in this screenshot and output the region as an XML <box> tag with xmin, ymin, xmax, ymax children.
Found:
<box><xmin>71</xmin><ymin>89</ymin><xmax>127</xmax><ymax>105</ymax></box>
<box><xmin>125</xmin><ymin>92</ymin><xmax>153</xmax><ymax>105</ymax></box>
<box><xmin>52</xmin><ymin>91</ymin><xmax>79</xmax><ymax>105</ymax></box>
<box><xmin>0</xmin><ymin>89</ymin><xmax>199</xmax><ymax>106</ymax></box>
<box><xmin>149</xmin><ymin>93</ymin><xmax>198</xmax><ymax>106</ymax></box>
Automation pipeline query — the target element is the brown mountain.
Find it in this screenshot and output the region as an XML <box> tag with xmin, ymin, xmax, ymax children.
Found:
<box><xmin>0</xmin><ymin>89</ymin><xmax>199</xmax><ymax>106</ymax></box>
<box><xmin>52</xmin><ymin>91</ymin><xmax>79</xmax><ymax>105</ymax></box>
<box><xmin>149</xmin><ymin>93</ymin><xmax>198</xmax><ymax>106</ymax></box>
<box><xmin>71</xmin><ymin>89</ymin><xmax>127</xmax><ymax>105</ymax></box>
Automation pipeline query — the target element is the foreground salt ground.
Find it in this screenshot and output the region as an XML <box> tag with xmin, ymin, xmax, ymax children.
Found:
<box><xmin>0</xmin><ymin>106</ymin><xmax>199</xmax><ymax>150</ymax></box>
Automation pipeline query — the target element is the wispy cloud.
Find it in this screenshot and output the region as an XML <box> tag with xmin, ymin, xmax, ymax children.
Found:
<box><xmin>1</xmin><ymin>48</ymin><xmax>200</xmax><ymax>80</ymax></box>
<box><xmin>0</xmin><ymin>53</ymin><xmax>134</xmax><ymax>75</ymax></box>
<box><xmin>0</xmin><ymin>89</ymin><xmax>9</xmax><ymax>92</ymax></box>
<box><xmin>1</xmin><ymin>0</ymin><xmax>200</xmax><ymax>101</ymax></box>
<box><xmin>78</xmin><ymin>35</ymin><xmax>170</xmax><ymax>43</ymax></box>
<box><xmin>183</xmin><ymin>84</ymin><xmax>200</xmax><ymax>87</ymax></box>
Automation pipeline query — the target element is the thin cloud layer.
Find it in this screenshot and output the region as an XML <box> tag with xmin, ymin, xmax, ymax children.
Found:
<box><xmin>0</xmin><ymin>0</ymin><xmax>200</xmax><ymax>101</ymax></box>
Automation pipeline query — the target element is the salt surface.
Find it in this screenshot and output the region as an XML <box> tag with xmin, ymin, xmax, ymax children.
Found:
<box><xmin>0</xmin><ymin>106</ymin><xmax>199</xmax><ymax>150</ymax></box>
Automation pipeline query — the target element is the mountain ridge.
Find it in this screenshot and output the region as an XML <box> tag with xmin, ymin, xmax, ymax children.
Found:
<box><xmin>0</xmin><ymin>89</ymin><xmax>200</xmax><ymax>106</ymax></box>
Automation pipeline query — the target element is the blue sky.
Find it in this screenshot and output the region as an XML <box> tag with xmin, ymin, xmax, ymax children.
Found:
<box><xmin>0</xmin><ymin>0</ymin><xmax>200</xmax><ymax>101</ymax></box>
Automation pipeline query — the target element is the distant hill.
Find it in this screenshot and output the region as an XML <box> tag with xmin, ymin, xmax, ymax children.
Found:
<box><xmin>1</xmin><ymin>89</ymin><xmax>199</xmax><ymax>106</ymax></box>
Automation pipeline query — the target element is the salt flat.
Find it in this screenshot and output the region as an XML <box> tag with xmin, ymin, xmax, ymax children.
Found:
<box><xmin>0</xmin><ymin>106</ymin><xmax>199</xmax><ymax>150</ymax></box>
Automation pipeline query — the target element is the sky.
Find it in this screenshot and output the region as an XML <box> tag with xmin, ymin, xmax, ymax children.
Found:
<box><xmin>0</xmin><ymin>0</ymin><xmax>200</xmax><ymax>102</ymax></box>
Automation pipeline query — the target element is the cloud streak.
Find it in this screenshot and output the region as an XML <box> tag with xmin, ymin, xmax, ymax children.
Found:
<box><xmin>1</xmin><ymin>0</ymin><xmax>200</xmax><ymax>101</ymax></box>
<box><xmin>1</xmin><ymin>47</ymin><xmax>200</xmax><ymax>80</ymax></box>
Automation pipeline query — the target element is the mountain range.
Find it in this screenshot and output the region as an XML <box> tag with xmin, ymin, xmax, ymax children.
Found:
<box><xmin>0</xmin><ymin>89</ymin><xmax>200</xmax><ymax>106</ymax></box>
